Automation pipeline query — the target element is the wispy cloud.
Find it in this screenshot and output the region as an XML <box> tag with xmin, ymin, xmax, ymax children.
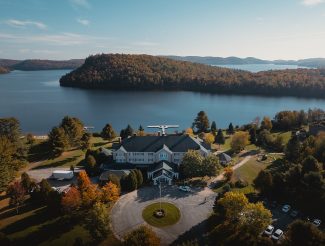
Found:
<box><xmin>302</xmin><ymin>0</ymin><xmax>324</xmax><ymax>6</ymax></box>
<box><xmin>19</xmin><ymin>49</ymin><xmax>59</xmax><ymax>54</ymax></box>
<box><xmin>0</xmin><ymin>32</ymin><xmax>112</xmax><ymax>46</ymax></box>
<box><xmin>5</xmin><ymin>19</ymin><xmax>47</xmax><ymax>30</ymax></box>
<box><xmin>77</xmin><ymin>18</ymin><xmax>90</xmax><ymax>26</ymax></box>
<box><xmin>69</xmin><ymin>0</ymin><xmax>90</xmax><ymax>9</ymax></box>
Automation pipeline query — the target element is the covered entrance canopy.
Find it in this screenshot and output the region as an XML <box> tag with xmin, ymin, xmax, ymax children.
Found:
<box><xmin>147</xmin><ymin>161</ymin><xmax>179</xmax><ymax>185</ymax></box>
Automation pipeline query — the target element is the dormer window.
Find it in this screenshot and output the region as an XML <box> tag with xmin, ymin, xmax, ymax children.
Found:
<box><xmin>159</xmin><ymin>152</ymin><xmax>168</xmax><ymax>161</ymax></box>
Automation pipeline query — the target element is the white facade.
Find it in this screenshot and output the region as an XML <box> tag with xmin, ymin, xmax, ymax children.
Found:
<box><xmin>113</xmin><ymin>144</ymin><xmax>209</xmax><ymax>166</ymax></box>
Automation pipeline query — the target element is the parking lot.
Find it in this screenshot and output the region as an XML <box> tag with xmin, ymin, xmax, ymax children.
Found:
<box><xmin>261</xmin><ymin>200</ymin><xmax>323</xmax><ymax>242</ymax></box>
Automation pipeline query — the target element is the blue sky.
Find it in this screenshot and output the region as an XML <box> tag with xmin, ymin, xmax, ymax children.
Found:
<box><xmin>0</xmin><ymin>0</ymin><xmax>325</xmax><ymax>60</ymax></box>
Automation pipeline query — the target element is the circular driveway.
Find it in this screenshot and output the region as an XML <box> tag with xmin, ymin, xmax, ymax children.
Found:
<box><xmin>111</xmin><ymin>185</ymin><xmax>216</xmax><ymax>245</ymax></box>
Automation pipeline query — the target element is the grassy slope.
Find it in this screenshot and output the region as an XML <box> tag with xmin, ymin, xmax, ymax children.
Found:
<box><xmin>0</xmin><ymin>136</ymin><xmax>119</xmax><ymax>245</ymax></box>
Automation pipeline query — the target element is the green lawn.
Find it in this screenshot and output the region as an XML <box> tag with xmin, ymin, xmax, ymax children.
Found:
<box><xmin>28</xmin><ymin>136</ymin><xmax>113</xmax><ymax>170</ymax></box>
<box><xmin>271</xmin><ymin>131</ymin><xmax>291</xmax><ymax>145</ymax></box>
<box><xmin>142</xmin><ymin>202</ymin><xmax>181</xmax><ymax>227</ymax></box>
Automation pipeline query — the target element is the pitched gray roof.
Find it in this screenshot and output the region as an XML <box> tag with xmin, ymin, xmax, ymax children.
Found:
<box><xmin>148</xmin><ymin>161</ymin><xmax>178</xmax><ymax>172</ymax></box>
<box><xmin>219</xmin><ymin>153</ymin><xmax>232</xmax><ymax>163</ymax></box>
<box><xmin>113</xmin><ymin>135</ymin><xmax>210</xmax><ymax>152</ymax></box>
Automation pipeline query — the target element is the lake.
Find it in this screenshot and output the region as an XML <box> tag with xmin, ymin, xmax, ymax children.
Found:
<box><xmin>1</xmin><ymin>67</ymin><xmax>325</xmax><ymax>134</ymax></box>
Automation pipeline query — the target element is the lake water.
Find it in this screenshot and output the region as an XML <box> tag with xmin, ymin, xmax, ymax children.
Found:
<box><xmin>1</xmin><ymin>68</ymin><xmax>325</xmax><ymax>134</ymax></box>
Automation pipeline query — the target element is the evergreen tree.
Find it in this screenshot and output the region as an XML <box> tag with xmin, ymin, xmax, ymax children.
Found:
<box><xmin>249</xmin><ymin>127</ymin><xmax>257</xmax><ymax>144</ymax></box>
<box><xmin>227</xmin><ymin>123</ymin><xmax>235</xmax><ymax>134</ymax></box>
<box><xmin>60</xmin><ymin>116</ymin><xmax>84</xmax><ymax>148</ymax></box>
<box><xmin>134</xmin><ymin>169</ymin><xmax>143</xmax><ymax>187</ymax></box>
<box><xmin>215</xmin><ymin>129</ymin><xmax>225</xmax><ymax>145</ymax></box>
<box><xmin>120</xmin><ymin>124</ymin><xmax>134</xmax><ymax>139</ymax></box>
<box><xmin>138</xmin><ymin>125</ymin><xmax>144</xmax><ymax>132</ymax></box>
<box><xmin>85</xmin><ymin>154</ymin><xmax>97</xmax><ymax>176</ymax></box>
<box><xmin>48</xmin><ymin>126</ymin><xmax>69</xmax><ymax>157</ymax></box>
<box><xmin>211</xmin><ymin>121</ymin><xmax>217</xmax><ymax>135</ymax></box>
<box><xmin>101</xmin><ymin>123</ymin><xmax>116</xmax><ymax>140</ymax></box>
<box><xmin>193</xmin><ymin>111</ymin><xmax>210</xmax><ymax>133</ymax></box>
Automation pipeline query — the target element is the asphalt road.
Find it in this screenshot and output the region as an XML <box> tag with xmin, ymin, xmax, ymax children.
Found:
<box><xmin>110</xmin><ymin>185</ymin><xmax>217</xmax><ymax>245</ymax></box>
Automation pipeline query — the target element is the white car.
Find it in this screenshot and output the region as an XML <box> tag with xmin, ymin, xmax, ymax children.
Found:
<box><xmin>271</xmin><ymin>229</ymin><xmax>284</xmax><ymax>240</ymax></box>
<box><xmin>282</xmin><ymin>204</ymin><xmax>291</xmax><ymax>213</ymax></box>
<box><xmin>313</xmin><ymin>219</ymin><xmax>322</xmax><ymax>227</ymax></box>
<box><xmin>264</xmin><ymin>225</ymin><xmax>274</xmax><ymax>236</ymax></box>
<box><xmin>178</xmin><ymin>186</ymin><xmax>191</xmax><ymax>192</ymax></box>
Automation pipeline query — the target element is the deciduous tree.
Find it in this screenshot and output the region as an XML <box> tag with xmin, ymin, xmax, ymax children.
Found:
<box><xmin>230</xmin><ymin>131</ymin><xmax>250</xmax><ymax>153</ymax></box>
<box><xmin>101</xmin><ymin>181</ymin><xmax>120</xmax><ymax>203</ymax></box>
<box><xmin>61</xmin><ymin>186</ymin><xmax>81</xmax><ymax>214</ymax></box>
<box><xmin>123</xmin><ymin>225</ymin><xmax>160</xmax><ymax>246</ymax></box>
<box><xmin>7</xmin><ymin>181</ymin><xmax>26</xmax><ymax>214</ymax></box>
<box><xmin>84</xmin><ymin>202</ymin><xmax>110</xmax><ymax>241</ymax></box>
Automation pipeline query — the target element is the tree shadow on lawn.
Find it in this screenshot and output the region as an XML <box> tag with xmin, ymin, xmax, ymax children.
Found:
<box><xmin>135</xmin><ymin>185</ymin><xmax>203</xmax><ymax>203</ymax></box>
<box><xmin>1</xmin><ymin>206</ymin><xmax>53</xmax><ymax>235</ymax></box>
<box><xmin>0</xmin><ymin>202</ymin><xmax>44</xmax><ymax>221</ymax></box>
<box><xmin>170</xmin><ymin>215</ymin><xmax>217</xmax><ymax>246</ymax></box>
<box><xmin>32</xmin><ymin>155</ymin><xmax>81</xmax><ymax>170</ymax></box>
<box><xmin>10</xmin><ymin>216</ymin><xmax>77</xmax><ymax>246</ymax></box>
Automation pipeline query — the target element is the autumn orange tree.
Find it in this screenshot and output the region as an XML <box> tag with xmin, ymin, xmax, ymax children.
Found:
<box><xmin>224</xmin><ymin>167</ymin><xmax>233</xmax><ymax>181</ymax></box>
<box><xmin>101</xmin><ymin>181</ymin><xmax>120</xmax><ymax>203</ymax></box>
<box><xmin>61</xmin><ymin>186</ymin><xmax>81</xmax><ymax>214</ymax></box>
<box><xmin>77</xmin><ymin>170</ymin><xmax>91</xmax><ymax>191</ymax></box>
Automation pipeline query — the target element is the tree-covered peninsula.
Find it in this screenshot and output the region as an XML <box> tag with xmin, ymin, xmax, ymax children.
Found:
<box><xmin>60</xmin><ymin>54</ymin><xmax>325</xmax><ymax>98</ymax></box>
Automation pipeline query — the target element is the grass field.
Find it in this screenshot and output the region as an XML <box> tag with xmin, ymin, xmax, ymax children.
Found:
<box><xmin>27</xmin><ymin>136</ymin><xmax>113</xmax><ymax>170</ymax></box>
<box><xmin>142</xmin><ymin>202</ymin><xmax>181</xmax><ymax>227</ymax></box>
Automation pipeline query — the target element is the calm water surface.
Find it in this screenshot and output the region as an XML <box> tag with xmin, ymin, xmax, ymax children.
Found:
<box><xmin>1</xmin><ymin>69</ymin><xmax>325</xmax><ymax>134</ymax></box>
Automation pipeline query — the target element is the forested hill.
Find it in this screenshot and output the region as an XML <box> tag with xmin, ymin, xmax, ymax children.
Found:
<box><xmin>59</xmin><ymin>54</ymin><xmax>325</xmax><ymax>98</ymax></box>
<box><xmin>0</xmin><ymin>59</ymin><xmax>84</xmax><ymax>71</ymax></box>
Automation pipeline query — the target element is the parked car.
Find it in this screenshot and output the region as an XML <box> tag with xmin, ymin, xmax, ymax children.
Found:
<box><xmin>282</xmin><ymin>204</ymin><xmax>291</xmax><ymax>213</ymax></box>
<box><xmin>271</xmin><ymin>229</ymin><xmax>284</xmax><ymax>241</ymax></box>
<box><xmin>178</xmin><ymin>186</ymin><xmax>191</xmax><ymax>192</ymax></box>
<box><xmin>313</xmin><ymin>219</ymin><xmax>322</xmax><ymax>227</ymax></box>
<box><xmin>290</xmin><ymin>210</ymin><xmax>299</xmax><ymax>218</ymax></box>
<box><xmin>264</xmin><ymin>225</ymin><xmax>274</xmax><ymax>236</ymax></box>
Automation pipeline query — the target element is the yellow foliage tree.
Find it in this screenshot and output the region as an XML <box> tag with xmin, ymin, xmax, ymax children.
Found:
<box><xmin>239</xmin><ymin>202</ymin><xmax>272</xmax><ymax>236</ymax></box>
<box><xmin>81</xmin><ymin>183</ymin><xmax>100</xmax><ymax>208</ymax></box>
<box><xmin>101</xmin><ymin>181</ymin><xmax>120</xmax><ymax>203</ymax></box>
<box><xmin>185</xmin><ymin>128</ymin><xmax>194</xmax><ymax>136</ymax></box>
<box><xmin>261</xmin><ymin>116</ymin><xmax>273</xmax><ymax>131</ymax></box>
<box><xmin>218</xmin><ymin>192</ymin><xmax>249</xmax><ymax>221</ymax></box>
<box><xmin>204</xmin><ymin>133</ymin><xmax>215</xmax><ymax>145</ymax></box>
<box><xmin>230</xmin><ymin>131</ymin><xmax>250</xmax><ymax>153</ymax></box>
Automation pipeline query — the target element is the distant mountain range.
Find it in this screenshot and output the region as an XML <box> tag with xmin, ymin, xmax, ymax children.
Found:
<box><xmin>1</xmin><ymin>56</ymin><xmax>325</xmax><ymax>73</ymax></box>
<box><xmin>165</xmin><ymin>56</ymin><xmax>325</xmax><ymax>68</ymax></box>
<box><xmin>0</xmin><ymin>59</ymin><xmax>84</xmax><ymax>71</ymax></box>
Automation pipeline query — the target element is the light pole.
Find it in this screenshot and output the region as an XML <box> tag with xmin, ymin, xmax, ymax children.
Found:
<box><xmin>159</xmin><ymin>180</ymin><xmax>162</xmax><ymax>211</ymax></box>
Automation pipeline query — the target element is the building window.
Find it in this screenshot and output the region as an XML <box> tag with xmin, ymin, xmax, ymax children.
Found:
<box><xmin>159</xmin><ymin>152</ymin><xmax>168</xmax><ymax>161</ymax></box>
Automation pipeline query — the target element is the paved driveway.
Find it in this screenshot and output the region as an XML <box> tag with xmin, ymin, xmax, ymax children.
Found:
<box><xmin>111</xmin><ymin>185</ymin><xmax>216</xmax><ymax>245</ymax></box>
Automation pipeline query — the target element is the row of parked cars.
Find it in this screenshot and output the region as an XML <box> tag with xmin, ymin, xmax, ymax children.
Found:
<box><xmin>263</xmin><ymin>203</ymin><xmax>322</xmax><ymax>241</ymax></box>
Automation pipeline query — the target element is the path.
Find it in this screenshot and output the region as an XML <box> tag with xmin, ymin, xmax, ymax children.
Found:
<box><xmin>209</xmin><ymin>155</ymin><xmax>253</xmax><ymax>185</ymax></box>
